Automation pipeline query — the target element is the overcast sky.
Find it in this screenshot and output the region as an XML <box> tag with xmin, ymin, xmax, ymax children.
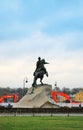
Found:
<box><xmin>0</xmin><ymin>0</ymin><xmax>83</xmax><ymax>89</ymax></box>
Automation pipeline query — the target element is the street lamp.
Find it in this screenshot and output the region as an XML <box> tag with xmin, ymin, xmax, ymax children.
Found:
<box><xmin>23</xmin><ymin>77</ymin><xmax>28</xmax><ymax>96</ymax></box>
<box><xmin>55</xmin><ymin>81</ymin><xmax>57</xmax><ymax>87</ymax></box>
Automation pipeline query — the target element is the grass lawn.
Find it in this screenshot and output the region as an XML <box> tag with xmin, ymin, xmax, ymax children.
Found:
<box><xmin>0</xmin><ymin>116</ymin><xmax>83</xmax><ymax>130</ymax></box>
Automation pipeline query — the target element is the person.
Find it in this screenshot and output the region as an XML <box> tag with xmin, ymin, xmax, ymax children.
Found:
<box><xmin>36</xmin><ymin>57</ymin><xmax>42</xmax><ymax>70</ymax></box>
<box><xmin>79</xmin><ymin>103</ymin><xmax>81</xmax><ymax>108</ymax></box>
<box><xmin>33</xmin><ymin>57</ymin><xmax>48</xmax><ymax>76</ymax></box>
<box><xmin>33</xmin><ymin>57</ymin><xmax>42</xmax><ymax>76</ymax></box>
<box><xmin>32</xmin><ymin>57</ymin><xmax>49</xmax><ymax>87</ymax></box>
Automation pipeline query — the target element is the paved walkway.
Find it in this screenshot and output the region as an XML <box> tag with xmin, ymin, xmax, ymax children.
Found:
<box><xmin>0</xmin><ymin>113</ymin><xmax>83</xmax><ymax>116</ymax></box>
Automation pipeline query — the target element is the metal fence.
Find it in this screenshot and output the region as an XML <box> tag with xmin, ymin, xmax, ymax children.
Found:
<box><xmin>0</xmin><ymin>108</ymin><xmax>83</xmax><ymax>115</ymax></box>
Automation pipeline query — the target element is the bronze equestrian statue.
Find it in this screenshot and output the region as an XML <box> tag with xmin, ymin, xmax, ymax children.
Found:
<box><xmin>32</xmin><ymin>57</ymin><xmax>49</xmax><ymax>87</ymax></box>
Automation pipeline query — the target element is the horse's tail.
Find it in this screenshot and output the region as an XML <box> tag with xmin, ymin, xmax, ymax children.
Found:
<box><xmin>46</xmin><ymin>72</ymin><xmax>48</xmax><ymax>77</ymax></box>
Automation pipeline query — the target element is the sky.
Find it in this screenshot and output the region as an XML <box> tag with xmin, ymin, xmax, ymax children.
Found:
<box><xmin>0</xmin><ymin>0</ymin><xmax>83</xmax><ymax>89</ymax></box>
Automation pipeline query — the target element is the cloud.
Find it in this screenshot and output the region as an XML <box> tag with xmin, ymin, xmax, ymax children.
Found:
<box><xmin>0</xmin><ymin>31</ymin><xmax>83</xmax><ymax>88</ymax></box>
<box><xmin>0</xmin><ymin>0</ymin><xmax>83</xmax><ymax>42</ymax></box>
<box><xmin>0</xmin><ymin>31</ymin><xmax>83</xmax><ymax>59</ymax></box>
<box><xmin>0</xmin><ymin>0</ymin><xmax>83</xmax><ymax>88</ymax></box>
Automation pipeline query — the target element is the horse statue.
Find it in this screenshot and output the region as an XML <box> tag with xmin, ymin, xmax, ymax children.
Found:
<box><xmin>32</xmin><ymin>57</ymin><xmax>49</xmax><ymax>87</ymax></box>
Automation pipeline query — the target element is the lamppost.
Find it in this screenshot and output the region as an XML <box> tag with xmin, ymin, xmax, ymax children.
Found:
<box><xmin>23</xmin><ymin>77</ymin><xmax>28</xmax><ymax>96</ymax></box>
<box><xmin>55</xmin><ymin>81</ymin><xmax>57</xmax><ymax>87</ymax></box>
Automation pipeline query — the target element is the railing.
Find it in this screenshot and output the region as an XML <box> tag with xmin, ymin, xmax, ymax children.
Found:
<box><xmin>0</xmin><ymin>108</ymin><xmax>83</xmax><ymax>115</ymax></box>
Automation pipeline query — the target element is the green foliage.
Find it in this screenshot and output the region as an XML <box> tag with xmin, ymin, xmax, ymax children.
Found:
<box><xmin>0</xmin><ymin>116</ymin><xmax>83</xmax><ymax>130</ymax></box>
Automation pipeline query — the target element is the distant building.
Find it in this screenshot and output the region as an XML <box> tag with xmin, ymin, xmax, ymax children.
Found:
<box><xmin>74</xmin><ymin>90</ymin><xmax>83</xmax><ymax>102</ymax></box>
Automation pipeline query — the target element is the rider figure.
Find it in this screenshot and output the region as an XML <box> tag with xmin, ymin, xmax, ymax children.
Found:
<box><xmin>33</xmin><ymin>57</ymin><xmax>41</xmax><ymax>76</ymax></box>
<box><xmin>36</xmin><ymin>57</ymin><xmax>42</xmax><ymax>71</ymax></box>
<box><xmin>33</xmin><ymin>57</ymin><xmax>48</xmax><ymax>76</ymax></box>
<box><xmin>32</xmin><ymin>57</ymin><xmax>49</xmax><ymax>87</ymax></box>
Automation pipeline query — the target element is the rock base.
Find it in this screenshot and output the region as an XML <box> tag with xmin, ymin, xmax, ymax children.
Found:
<box><xmin>13</xmin><ymin>84</ymin><xmax>59</xmax><ymax>108</ymax></box>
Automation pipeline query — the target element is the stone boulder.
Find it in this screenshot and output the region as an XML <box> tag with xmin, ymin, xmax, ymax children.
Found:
<box><xmin>13</xmin><ymin>84</ymin><xmax>59</xmax><ymax>108</ymax></box>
